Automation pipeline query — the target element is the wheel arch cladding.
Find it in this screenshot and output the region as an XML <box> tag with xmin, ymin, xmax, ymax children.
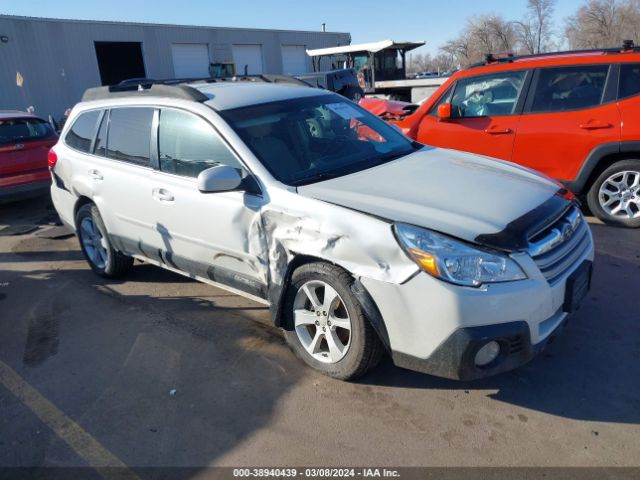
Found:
<box><xmin>267</xmin><ymin>254</ymin><xmax>391</xmax><ymax>351</ymax></box>
<box><xmin>569</xmin><ymin>142</ymin><xmax>640</xmax><ymax>194</ymax></box>
<box><xmin>73</xmin><ymin>196</ymin><xmax>94</xmax><ymax>223</ymax></box>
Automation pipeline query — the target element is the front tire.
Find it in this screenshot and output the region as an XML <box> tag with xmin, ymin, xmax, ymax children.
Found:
<box><xmin>282</xmin><ymin>262</ymin><xmax>383</xmax><ymax>380</ymax></box>
<box><xmin>75</xmin><ymin>203</ymin><xmax>133</xmax><ymax>277</ymax></box>
<box><xmin>587</xmin><ymin>159</ymin><xmax>640</xmax><ymax>228</ymax></box>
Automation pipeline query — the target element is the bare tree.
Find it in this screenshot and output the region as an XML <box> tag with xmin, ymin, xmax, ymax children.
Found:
<box><xmin>441</xmin><ymin>37</ymin><xmax>471</xmax><ymax>67</ymax></box>
<box><xmin>408</xmin><ymin>52</ymin><xmax>456</xmax><ymax>74</ymax></box>
<box><xmin>431</xmin><ymin>53</ymin><xmax>456</xmax><ymax>73</ymax></box>
<box><xmin>515</xmin><ymin>0</ymin><xmax>556</xmax><ymax>54</ymax></box>
<box><xmin>440</xmin><ymin>14</ymin><xmax>517</xmax><ymax>67</ymax></box>
<box><xmin>565</xmin><ymin>0</ymin><xmax>640</xmax><ymax>49</ymax></box>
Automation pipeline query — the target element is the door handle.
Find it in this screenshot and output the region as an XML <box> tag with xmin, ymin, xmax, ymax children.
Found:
<box><xmin>88</xmin><ymin>169</ymin><xmax>103</xmax><ymax>181</ymax></box>
<box><xmin>485</xmin><ymin>126</ymin><xmax>513</xmax><ymax>135</ymax></box>
<box><xmin>152</xmin><ymin>188</ymin><xmax>175</xmax><ymax>203</ymax></box>
<box><xmin>579</xmin><ymin>120</ymin><xmax>612</xmax><ymax>130</ymax></box>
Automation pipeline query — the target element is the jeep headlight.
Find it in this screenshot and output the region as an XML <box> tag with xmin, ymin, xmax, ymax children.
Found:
<box><xmin>394</xmin><ymin>223</ymin><xmax>526</xmax><ymax>287</ymax></box>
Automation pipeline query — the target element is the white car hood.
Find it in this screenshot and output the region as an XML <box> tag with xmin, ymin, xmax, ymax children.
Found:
<box><xmin>297</xmin><ymin>147</ymin><xmax>566</xmax><ymax>248</ymax></box>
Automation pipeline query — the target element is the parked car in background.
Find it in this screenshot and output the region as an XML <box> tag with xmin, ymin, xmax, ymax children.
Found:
<box><xmin>295</xmin><ymin>68</ymin><xmax>365</xmax><ymax>102</ymax></box>
<box><xmin>362</xmin><ymin>43</ymin><xmax>640</xmax><ymax>227</ymax></box>
<box><xmin>0</xmin><ymin>111</ymin><xmax>57</xmax><ymax>202</ymax></box>
<box><xmin>49</xmin><ymin>81</ymin><xmax>593</xmax><ymax>381</ymax></box>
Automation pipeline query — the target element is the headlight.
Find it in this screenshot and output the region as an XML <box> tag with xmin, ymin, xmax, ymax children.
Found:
<box><xmin>394</xmin><ymin>223</ymin><xmax>526</xmax><ymax>287</ymax></box>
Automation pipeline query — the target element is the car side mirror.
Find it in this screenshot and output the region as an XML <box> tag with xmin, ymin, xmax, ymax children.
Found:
<box><xmin>437</xmin><ymin>103</ymin><xmax>452</xmax><ymax>121</ymax></box>
<box><xmin>197</xmin><ymin>165</ymin><xmax>243</xmax><ymax>193</ymax></box>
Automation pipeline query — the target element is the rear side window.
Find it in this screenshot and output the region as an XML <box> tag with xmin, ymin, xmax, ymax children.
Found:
<box><xmin>65</xmin><ymin>110</ymin><xmax>100</xmax><ymax>152</ymax></box>
<box><xmin>530</xmin><ymin>65</ymin><xmax>609</xmax><ymax>113</ymax></box>
<box><xmin>619</xmin><ymin>63</ymin><xmax>640</xmax><ymax>99</ymax></box>
<box><xmin>158</xmin><ymin>109</ymin><xmax>242</xmax><ymax>177</ymax></box>
<box><xmin>448</xmin><ymin>71</ymin><xmax>527</xmax><ymax>118</ymax></box>
<box><xmin>0</xmin><ymin>117</ymin><xmax>55</xmax><ymax>145</ymax></box>
<box><xmin>106</xmin><ymin>108</ymin><xmax>154</xmax><ymax>166</ymax></box>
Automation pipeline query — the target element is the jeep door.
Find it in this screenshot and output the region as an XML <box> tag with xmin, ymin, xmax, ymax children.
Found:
<box><xmin>511</xmin><ymin>64</ymin><xmax>621</xmax><ymax>182</ymax></box>
<box><xmin>416</xmin><ymin>70</ymin><xmax>530</xmax><ymax>160</ymax></box>
<box><xmin>147</xmin><ymin>107</ymin><xmax>269</xmax><ymax>299</ymax></box>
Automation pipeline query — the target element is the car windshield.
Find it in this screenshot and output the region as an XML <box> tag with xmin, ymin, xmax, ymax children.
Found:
<box><xmin>0</xmin><ymin>117</ymin><xmax>54</xmax><ymax>145</ymax></box>
<box><xmin>219</xmin><ymin>94</ymin><xmax>417</xmax><ymax>186</ymax></box>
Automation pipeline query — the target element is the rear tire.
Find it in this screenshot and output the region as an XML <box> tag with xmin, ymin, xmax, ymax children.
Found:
<box><xmin>587</xmin><ymin>159</ymin><xmax>640</xmax><ymax>228</ymax></box>
<box><xmin>282</xmin><ymin>262</ymin><xmax>384</xmax><ymax>380</ymax></box>
<box><xmin>75</xmin><ymin>203</ymin><xmax>133</xmax><ymax>278</ymax></box>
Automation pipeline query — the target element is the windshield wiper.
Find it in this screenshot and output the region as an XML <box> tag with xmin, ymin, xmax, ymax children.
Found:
<box><xmin>291</xmin><ymin>171</ymin><xmax>345</xmax><ymax>186</ymax></box>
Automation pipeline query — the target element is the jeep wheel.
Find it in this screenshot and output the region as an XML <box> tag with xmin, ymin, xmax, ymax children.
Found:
<box><xmin>587</xmin><ymin>160</ymin><xmax>640</xmax><ymax>228</ymax></box>
<box><xmin>76</xmin><ymin>203</ymin><xmax>133</xmax><ymax>277</ymax></box>
<box><xmin>282</xmin><ymin>262</ymin><xmax>384</xmax><ymax>380</ymax></box>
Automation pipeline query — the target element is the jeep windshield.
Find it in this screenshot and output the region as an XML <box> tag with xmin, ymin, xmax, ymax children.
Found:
<box><xmin>219</xmin><ymin>94</ymin><xmax>418</xmax><ymax>186</ymax></box>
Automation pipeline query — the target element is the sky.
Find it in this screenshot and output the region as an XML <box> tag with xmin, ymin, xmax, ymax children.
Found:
<box><xmin>0</xmin><ymin>0</ymin><xmax>584</xmax><ymax>56</ymax></box>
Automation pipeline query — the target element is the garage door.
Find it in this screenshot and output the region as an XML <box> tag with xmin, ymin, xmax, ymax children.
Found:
<box><xmin>233</xmin><ymin>45</ymin><xmax>264</xmax><ymax>75</ymax></box>
<box><xmin>281</xmin><ymin>45</ymin><xmax>308</xmax><ymax>75</ymax></box>
<box><xmin>171</xmin><ymin>43</ymin><xmax>210</xmax><ymax>78</ymax></box>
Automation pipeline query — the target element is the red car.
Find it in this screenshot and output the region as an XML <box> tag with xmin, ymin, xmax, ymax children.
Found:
<box><xmin>362</xmin><ymin>44</ymin><xmax>640</xmax><ymax>227</ymax></box>
<box><xmin>0</xmin><ymin>111</ymin><xmax>58</xmax><ymax>202</ymax></box>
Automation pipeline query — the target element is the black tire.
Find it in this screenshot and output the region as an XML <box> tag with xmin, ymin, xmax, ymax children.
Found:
<box><xmin>586</xmin><ymin>159</ymin><xmax>640</xmax><ymax>228</ymax></box>
<box><xmin>282</xmin><ymin>262</ymin><xmax>384</xmax><ymax>380</ymax></box>
<box><xmin>75</xmin><ymin>203</ymin><xmax>133</xmax><ymax>277</ymax></box>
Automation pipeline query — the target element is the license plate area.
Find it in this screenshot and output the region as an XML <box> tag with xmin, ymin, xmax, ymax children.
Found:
<box><xmin>563</xmin><ymin>260</ymin><xmax>592</xmax><ymax>313</ymax></box>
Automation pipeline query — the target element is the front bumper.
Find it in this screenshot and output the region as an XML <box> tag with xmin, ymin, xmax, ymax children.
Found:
<box><xmin>360</xmin><ymin>237</ymin><xmax>594</xmax><ymax>380</ymax></box>
<box><xmin>391</xmin><ymin>314</ymin><xmax>567</xmax><ymax>380</ymax></box>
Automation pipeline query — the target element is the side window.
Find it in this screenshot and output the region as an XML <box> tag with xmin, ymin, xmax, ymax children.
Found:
<box><xmin>449</xmin><ymin>71</ymin><xmax>527</xmax><ymax>118</ymax></box>
<box><xmin>94</xmin><ymin>111</ymin><xmax>108</xmax><ymax>157</ymax></box>
<box><xmin>619</xmin><ymin>63</ymin><xmax>640</xmax><ymax>99</ymax></box>
<box><xmin>530</xmin><ymin>65</ymin><xmax>609</xmax><ymax>113</ymax></box>
<box><xmin>158</xmin><ymin>109</ymin><xmax>242</xmax><ymax>178</ymax></box>
<box><xmin>106</xmin><ymin>108</ymin><xmax>154</xmax><ymax>166</ymax></box>
<box><xmin>65</xmin><ymin>110</ymin><xmax>100</xmax><ymax>152</ymax></box>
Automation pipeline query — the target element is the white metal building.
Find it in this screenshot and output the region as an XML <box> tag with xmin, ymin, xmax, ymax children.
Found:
<box><xmin>0</xmin><ymin>15</ymin><xmax>350</xmax><ymax>119</ymax></box>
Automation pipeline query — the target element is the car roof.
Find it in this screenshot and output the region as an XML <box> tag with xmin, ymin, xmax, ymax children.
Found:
<box><xmin>191</xmin><ymin>82</ymin><xmax>328</xmax><ymax>110</ymax></box>
<box><xmin>0</xmin><ymin>110</ymin><xmax>43</xmax><ymax>121</ymax></box>
<box><xmin>458</xmin><ymin>49</ymin><xmax>640</xmax><ymax>78</ymax></box>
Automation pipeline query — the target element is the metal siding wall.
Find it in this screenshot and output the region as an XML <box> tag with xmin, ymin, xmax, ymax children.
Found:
<box><xmin>0</xmin><ymin>16</ymin><xmax>350</xmax><ymax>119</ymax></box>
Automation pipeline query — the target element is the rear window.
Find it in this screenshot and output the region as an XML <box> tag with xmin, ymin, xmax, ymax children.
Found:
<box><xmin>619</xmin><ymin>63</ymin><xmax>640</xmax><ymax>99</ymax></box>
<box><xmin>106</xmin><ymin>108</ymin><xmax>154</xmax><ymax>166</ymax></box>
<box><xmin>0</xmin><ymin>117</ymin><xmax>55</xmax><ymax>145</ymax></box>
<box><xmin>65</xmin><ymin>110</ymin><xmax>100</xmax><ymax>152</ymax></box>
<box><xmin>529</xmin><ymin>65</ymin><xmax>609</xmax><ymax>113</ymax></box>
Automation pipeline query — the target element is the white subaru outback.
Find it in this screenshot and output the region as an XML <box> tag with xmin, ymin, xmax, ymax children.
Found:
<box><xmin>49</xmin><ymin>81</ymin><xmax>594</xmax><ymax>380</ymax></box>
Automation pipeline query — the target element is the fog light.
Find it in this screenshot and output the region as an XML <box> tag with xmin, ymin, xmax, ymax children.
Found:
<box><xmin>474</xmin><ymin>341</ymin><xmax>501</xmax><ymax>367</ymax></box>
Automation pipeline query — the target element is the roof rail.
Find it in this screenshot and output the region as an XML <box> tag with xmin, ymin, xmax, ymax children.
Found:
<box><xmin>468</xmin><ymin>41</ymin><xmax>640</xmax><ymax>69</ymax></box>
<box><xmin>81</xmin><ymin>83</ymin><xmax>209</xmax><ymax>103</ymax></box>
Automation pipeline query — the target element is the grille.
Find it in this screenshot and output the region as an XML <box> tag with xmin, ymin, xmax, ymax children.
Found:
<box><xmin>528</xmin><ymin>206</ymin><xmax>591</xmax><ymax>284</ymax></box>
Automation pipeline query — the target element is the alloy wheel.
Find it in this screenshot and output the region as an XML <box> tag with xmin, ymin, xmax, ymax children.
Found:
<box><xmin>599</xmin><ymin>170</ymin><xmax>640</xmax><ymax>219</ymax></box>
<box><xmin>80</xmin><ymin>216</ymin><xmax>108</xmax><ymax>269</ymax></box>
<box><xmin>293</xmin><ymin>280</ymin><xmax>352</xmax><ymax>364</ymax></box>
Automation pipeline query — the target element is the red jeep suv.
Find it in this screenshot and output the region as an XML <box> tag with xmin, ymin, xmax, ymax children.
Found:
<box><xmin>0</xmin><ymin>111</ymin><xmax>57</xmax><ymax>202</ymax></box>
<box><xmin>363</xmin><ymin>45</ymin><xmax>640</xmax><ymax>227</ymax></box>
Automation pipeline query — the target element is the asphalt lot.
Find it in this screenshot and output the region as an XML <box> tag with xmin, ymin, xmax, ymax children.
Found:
<box><xmin>0</xmin><ymin>194</ymin><xmax>639</xmax><ymax>471</ymax></box>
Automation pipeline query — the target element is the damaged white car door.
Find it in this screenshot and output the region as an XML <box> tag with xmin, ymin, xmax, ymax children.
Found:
<box><xmin>146</xmin><ymin>107</ymin><xmax>269</xmax><ymax>300</ymax></box>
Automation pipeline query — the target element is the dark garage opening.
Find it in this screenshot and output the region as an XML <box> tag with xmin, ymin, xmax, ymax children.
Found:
<box><xmin>94</xmin><ymin>41</ymin><xmax>146</xmax><ymax>86</ymax></box>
